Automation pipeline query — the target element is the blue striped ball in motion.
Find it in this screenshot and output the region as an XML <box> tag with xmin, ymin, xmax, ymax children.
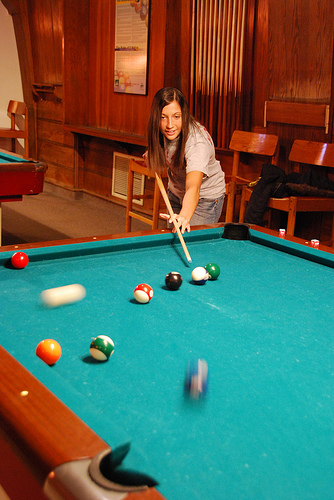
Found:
<box><xmin>184</xmin><ymin>359</ymin><xmax>208</xmax><ymax>398</ymax></box>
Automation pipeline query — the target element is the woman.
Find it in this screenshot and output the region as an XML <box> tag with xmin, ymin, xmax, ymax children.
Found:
<box><xmin>146</xmin><ymin>87</ymin><xmax>225</xmax><ymax>233</ymax></box>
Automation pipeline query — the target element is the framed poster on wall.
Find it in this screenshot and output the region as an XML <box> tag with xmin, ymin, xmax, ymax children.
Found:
<box><xmin>114</xmin><ymin>0</ymin><xmax>150</xmax><ymax>95</ymax></box>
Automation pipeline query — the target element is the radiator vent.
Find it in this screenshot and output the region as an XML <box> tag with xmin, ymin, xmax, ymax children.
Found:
<box><xmin>112</xmin><ymin>153</ymin><xmax>144</xmax><ymax>205</ymax></box>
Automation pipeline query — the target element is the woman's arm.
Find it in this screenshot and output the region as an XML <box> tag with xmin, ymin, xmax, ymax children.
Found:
<box><xmin>160</xmin><ymin>170</ymin><xmax>203</xmax><ymax>233</ymax></box>
<box><xmin>178</xmin><ymin>170</ymin><xmax>203</xmax><ymax>231</ymax></box>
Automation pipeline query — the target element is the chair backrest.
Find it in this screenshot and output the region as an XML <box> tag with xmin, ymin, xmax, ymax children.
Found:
<box><xmin>8</xmin><ymin>100</ymin><xmax>27</xmax><ymax>118</ymax></box>
<box><xmin>8</xmin><ymin>100</ymin><xmax>27</xmax><ymax>133</ymax></box>
<box><xmin>229</xmin><ymin>130</ymin><xmax>279</xmax><ymax>180</ymax></box>
<box><xmin>264</xmin><ymin>101</ymin><xmax>330</xmax><ymax>134</ymax></box>
<box><xmin>289</xmin><ymin>140</ymin><xmax>334</xmax><ymax>170</ymax></box>
<box><xmin>0</xmin><ymin>100</ymin><xmax>29</xmax><ymax>157</ymax></box>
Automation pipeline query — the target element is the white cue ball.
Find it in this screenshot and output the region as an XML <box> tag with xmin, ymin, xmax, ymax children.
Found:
<box><xmin>40</xmin><ymin>284</ymin><xmax>86</xmax><ymax>307</ymax></box>
<box><xmin>191</xmin><ymin>266</ymin><xmax>209</xmax><ymax>285</ymax></box>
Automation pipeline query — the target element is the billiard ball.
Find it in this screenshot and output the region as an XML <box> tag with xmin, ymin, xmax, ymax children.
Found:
<box><xmin>90</xmin><ymin>335</ymin><xmax>114</xmax><ymax>361</ymax></box>
<box><xmin>11</xmin><ymin>251</ymin><xmax>29</xmax><ymax>269</ymax></box>
<box><xmin>191</xmin><ymin>266</ymin><xmax>209</xmax><ymax>285</ymax></box>
<box><xmin>165</xmin><ymin>271</ymin><xmax>183</xmax><ymax>290</ymax></box>
<box><xmin>184</xmin><ymin>359</ymin><xmax>208</xmax><ymax>398</ymax></box>
<box><xmin>40</xmin><ymin>284</ymin><xmax>86</xmax><ymax>307</ymax></box>
<box><xmin>134</xmin><ymin>283</ymin><xmax>153</xmax><ymax>303</ymax></box>
<box><xmin>205</xmin><ymin>262</ymin><xmax>220</xmax><ymax>280</ymax></box>
<box><xmin>36</xmin><ymin>339</ymin><xmax>62</xmax><ymax>365</ymax></box>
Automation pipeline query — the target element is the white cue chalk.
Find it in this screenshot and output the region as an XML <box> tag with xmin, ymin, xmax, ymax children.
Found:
<box><xmin>155</xmin><ymin>173</ymin><xmax>192</xmax><ymax>264</ymax></box>
<box><xmin>40</xmin><ymin>284</ymin><xmax>86</xmax><ymax>307</ymax></box>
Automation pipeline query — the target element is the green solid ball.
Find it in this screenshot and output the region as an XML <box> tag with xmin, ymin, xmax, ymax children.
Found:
<box><xmin>205</xmin><ymin>263</ymin><xmax>220</xmax><ymax>280</ymax></box>
<box><xmin>90</xmin><ymin>335</ymin><xmax>114</xmax><ymax>361</ymax></box>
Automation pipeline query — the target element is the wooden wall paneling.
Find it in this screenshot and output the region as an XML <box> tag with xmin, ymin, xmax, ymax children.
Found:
<box><xmin>251</xmin><ymin>0</ymin><xmax>269</xmax><ymax>131</ymax></box>
<box><xmin>330</xmin><ymin>36</ymin><xmax>334</xmax><ymax>142</ymax></box>
<box><xmin>83</xmin><ymin>169</ymin><xmax>114</xmax><ymax>200</ymax></box>
<box><xmin>26</xmin><ymin>0</ymin><xmax>74</xmax><ymax>187</ymax></box>
<box><xmin>114</xmin><ymin>0</ymin><xmax>167</xmax><ymax>137</ymax></box>
<box><xmin>27</xmin><ymin>0</ymin><xmax>63</xmax><ymax>85</ymax></box>
<box><xmin>63</xmin><ymin>0</ymin><xmax>90</xmax><ymax>127</ymax></box>
<box><xmin>264</xmin><ymin>0</ymin><xmax>334</xmax><ymax>167</ymax></box>
<box><xmin>36</xmin><ymin>99</ymin><xmax>63</xmax><ymax>122</ymax></box>
<box><xmin>62</xmin><ymin>0</ymin><xmax>197</xmax><ymax>146</ymax></box>
<box><xmin>79</xmin><ymin>136</ymin><xmax>146</xmax><ymax>204</ymax></box>
<box><xmin>268</xmin><ymin>0</ymin><xmax>333</xmax><ymax>102</ymax></box>
<box><xmin>80</xmin><ymin>136</ymin><xmax>110</xmax><ymax>198</ymax></box>
<box><xmin>164</xmin><ymin>0</ymin><xmax>182</xmax><ymax>89</ymax></box>
<box><xmin>83</xmin><ymin>141</ymin><xmax>114</xmax><ymax>183</ymax></box>
<box><xmin>308</xmin><ymin>0</ymin><xmax>333</xmax><ymax>102</ymax></box>
<box><xmin>64</xmin><ymin>0</ymin><xmax>171</xmax><ymax>143</ymax></box>
<box><xmin>44</xmin><ymin>162</ymin><xmax>73</xmax><ymax>188</ymax></box>
<box><xmin>38</xmin><ymin>140</ymin><xmax>74</xmax><ymax>171</ymax></box>
<box><xmin>88</xmin><ymin>0</ymin><xmax>113</xmax><ymax>130</ymax></box>
<box><xmin>37</xmin><ymin>117</ymin><xmax>74</xmax><ymax>148</ymax></box>
<box><xmin>144</xmin><ymin>0</ymin><xmax>167</xmax><ymax>115</ymax></box>
<box><xmin>89</xmin><ymin>0</ymin><xmax>119</xmax><ymax>131</ymax></box>
<box><xmin>35</xmin><ymin>96</ymin><xmax>76</xmax><ymax>187</ymax></box>
<box><xmin>120</xmin><ymin>6</ymin><xmax>152</xmax><ymax>138</ymax></box>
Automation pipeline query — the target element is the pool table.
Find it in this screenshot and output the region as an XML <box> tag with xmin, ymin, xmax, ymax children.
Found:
<box><xmin>0</xmin><ymin>224</ymin><xmax>333</xmax><ymax>500</ymax></box>
<box><xmin>0</xmin><ymin>148</ymin><xmax>47</xmax><ymax>244</ymax></box>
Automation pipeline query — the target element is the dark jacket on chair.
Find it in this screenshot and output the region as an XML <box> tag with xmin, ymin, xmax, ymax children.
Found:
<box><xmin>245</xmin><ymin>163</ymin><xmax>334</xmax><ymax>225</ymax></box>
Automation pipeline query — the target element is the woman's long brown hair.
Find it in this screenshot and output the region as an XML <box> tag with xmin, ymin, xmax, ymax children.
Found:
<box><xmin>147</xmin><ymin>87</ymin><xmax>197</xmax><ymax>174</ymax></box>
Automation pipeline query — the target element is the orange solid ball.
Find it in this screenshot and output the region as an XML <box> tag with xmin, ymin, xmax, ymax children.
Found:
<box><xmin>36</xmin><ymin>339</ymin><xmax>62</xmax><ymax>365</ymax></box>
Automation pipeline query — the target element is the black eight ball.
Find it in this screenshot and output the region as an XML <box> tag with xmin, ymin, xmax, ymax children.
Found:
<box><xmin>165</xmin><ymin>272</ymin><xmax>183</xmax><ymax>290</ymax></box>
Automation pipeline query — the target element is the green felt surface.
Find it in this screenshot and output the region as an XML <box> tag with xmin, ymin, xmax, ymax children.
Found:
<box><xmin>0</xmin><ymin>151</ymin><xmax>29</xmax><ymax>163</ymax></box>
<box><xmin>0</xmin><ymin>227</ymin><xmax>333</xmax><ymax>499</ymax></box>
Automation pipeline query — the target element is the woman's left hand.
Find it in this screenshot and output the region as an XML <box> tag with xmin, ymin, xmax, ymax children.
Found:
<box><xmin>159</xmin><ymin>213</ymin><xmax>190</xmax><ymax>233</ymax></box>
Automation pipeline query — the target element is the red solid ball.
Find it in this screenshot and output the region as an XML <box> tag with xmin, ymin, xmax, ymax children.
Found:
<box><xmin>11</xmin><ymin>252</ymin><xmax>29</xmax><ymax>269</ymax></box>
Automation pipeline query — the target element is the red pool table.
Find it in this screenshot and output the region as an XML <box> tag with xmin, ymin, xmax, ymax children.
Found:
<box><xmin>0</xmin><ymin>148</ymin><xmax>47</xmax><ymax>244</ymax></box>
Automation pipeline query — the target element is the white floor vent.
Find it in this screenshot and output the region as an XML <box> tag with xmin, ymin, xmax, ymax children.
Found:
<box><xmin>112</xmin><ymin>153</ymin><xmax>144</xmax><ymax>206</ymax></box>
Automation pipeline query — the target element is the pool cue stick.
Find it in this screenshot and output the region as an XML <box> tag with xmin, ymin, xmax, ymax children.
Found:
<box><xmin>155</xmin><ymin>173</ymin><xmax>192</xmax><ymax>263</ymax></box>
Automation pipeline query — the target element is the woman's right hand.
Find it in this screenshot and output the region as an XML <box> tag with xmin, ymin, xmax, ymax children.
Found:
<box><xmin>159</xmin><ymin>213</ymin><xmax>190</xmax><ymax>234</ymax></box>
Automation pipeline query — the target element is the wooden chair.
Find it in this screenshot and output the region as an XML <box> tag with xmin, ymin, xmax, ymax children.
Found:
<box><xmin>0</xmin><ymin>100</ymin><xmax>29</xmax><ymax>158</ymax></box>
<box><xmin>126</xmin><ymin>159</ymin><xmax>167</xmax><ymax>232</ymax></box>
<box><xmin>225</xmin><ymin>130</ymin><xmax>279</xmax><ymax>222</ymax></box>
<box><xmin>239</xmin><ymin>140</ymin><xmax>334</xmax><ymax>240</ymax></box>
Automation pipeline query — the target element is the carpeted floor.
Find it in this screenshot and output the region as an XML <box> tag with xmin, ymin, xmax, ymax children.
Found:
<box><xmin>2</xmin><ymin>182</ymin><xmax>166</xmax><ymax>247</ymax></box>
